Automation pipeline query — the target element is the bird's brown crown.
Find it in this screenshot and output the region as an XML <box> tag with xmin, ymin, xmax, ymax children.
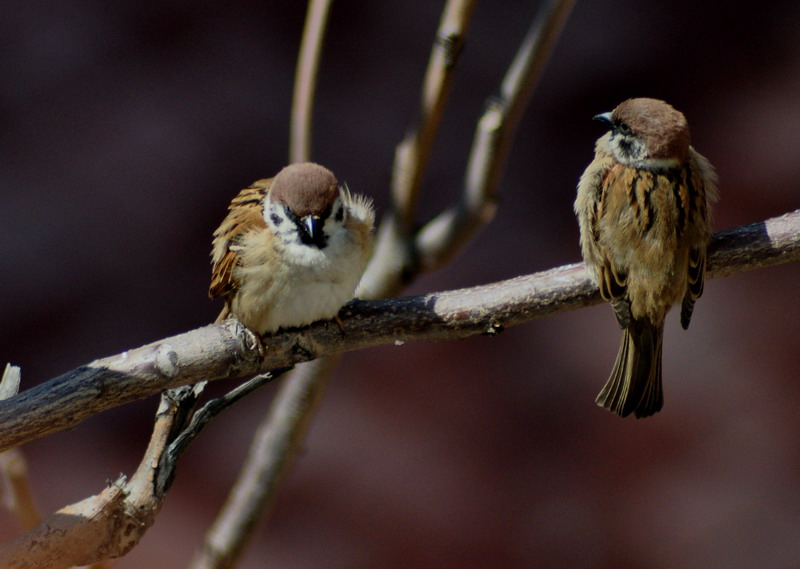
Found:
<box><xmin>269</xmin><ymin>162</ymin><xmax>340</xmax><ymax>217</ymax></box>
<box><xmin>612</xmin><ymin>98</ymin><xmax>691</xmax><ymax>162</ymax></box>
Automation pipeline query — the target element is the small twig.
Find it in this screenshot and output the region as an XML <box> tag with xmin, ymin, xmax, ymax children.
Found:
<box><xmin>416</xmin><ymin>0</ymin><xmax>576</xmax><ymax>271</ymax></box>
<box><xmin>0</xmin><ymin>364</ymin><xmax>20</xmax><ymax>400</ymax></box>
<box><xmin>155</xmin><ymin>368</ymin><xmax>292</xmax><ymax>496</ymax></box>
<box><xmin>391</xmin><ymin>0</ymin><xmax>476</xmax><ymax>224</ymax></box>
<box><xmin>362</xmin><ymin>0</ymin><xmax>476</xmax><ymax>299</ymax></box>
<box><xmin>289</xmin><ymin>0</ymin><xmax>333</xmax><ymax>164</ymax></box>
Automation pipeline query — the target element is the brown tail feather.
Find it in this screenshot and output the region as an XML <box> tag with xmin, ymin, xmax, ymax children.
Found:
<box><xmin>596</xmin><ymin>319</ymin><xmax>664</xmax><ymax>418</ymax></box>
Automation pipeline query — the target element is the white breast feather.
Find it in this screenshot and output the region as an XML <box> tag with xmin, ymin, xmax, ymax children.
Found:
<box><xmin>234</xmin><ymin>219</ymin><xmax>365</xmax><ymax>334</ymax></box>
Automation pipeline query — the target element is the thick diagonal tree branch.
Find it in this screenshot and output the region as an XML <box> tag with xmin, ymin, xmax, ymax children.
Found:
<box><xmin>0</xmin><ymin>209</ymin><xmax>797</xmax><ymax>457</ymax></box>
<box><xmin>0</xmin><ymin>208</ymin><xmax>797</xmax><ymax>568</ymax></box>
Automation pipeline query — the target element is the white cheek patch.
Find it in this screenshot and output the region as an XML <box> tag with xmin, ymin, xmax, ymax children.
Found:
<box><xmin>609</xmin><ymin>135</ymin><xmax>679</xmax><ymax>171</ymax></box>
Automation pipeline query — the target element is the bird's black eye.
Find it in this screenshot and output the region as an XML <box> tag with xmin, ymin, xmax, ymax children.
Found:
<box><xmin>615</xmin><ymin>121</ymin><xmax>632</xmax><ymax>135</ymax></box>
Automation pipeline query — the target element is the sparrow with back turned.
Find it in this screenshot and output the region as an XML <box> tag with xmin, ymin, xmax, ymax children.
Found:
<box><xmin>575</xmin><ymin>98</ymin><xmax>717</xmax><ymax>418</ymax></box>
<box><xmin>210</xmin><ymin>162</ymin><xmax>375</xmax><ymax>334</ymax></box>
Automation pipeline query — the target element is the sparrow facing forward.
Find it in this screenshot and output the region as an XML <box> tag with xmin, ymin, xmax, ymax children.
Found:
<box><xmin>210</xmin><ymin>162</ymin><xmax>375</xmax><ymax>334</ymax></box>
<box><xmin>575</xmin><ymin>98</ymin><xmax>717</xmax><ymax>418</ymax></box>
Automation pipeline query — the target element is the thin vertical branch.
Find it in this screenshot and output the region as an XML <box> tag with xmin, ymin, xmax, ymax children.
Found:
<box><xmin>362</xmin><ymin>0</ymin><xmax>476</xmax><ymax>298</ymax></box>
<box><xmin>392</xmin><ymin>0</ymin><xmax>476</xmax><ymax>223</ymax></box>
<box><xmin>289</xmin><ymin>0</ymin><xmax>333</xmax><ymax>164</ymax></box>
<box><xmin>416</xmin><ymin>0</ymin><xmax>575</xmax><ymax>270</ymax></box>
<box><xmin>473</xmin><ymin>0</ymin><xmax>575</xmax><ymax>201</ymax></box>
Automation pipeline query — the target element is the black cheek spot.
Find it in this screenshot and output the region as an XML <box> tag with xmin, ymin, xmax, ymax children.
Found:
<box><xmin>270</xmin><ymin>213</ymin><xmax>283</xmax><ymax>226</ymax></box>
<box><xmin>618</xmin><ymin>138</ymin><xmax>632</xmax><ymax>157</ymax></box>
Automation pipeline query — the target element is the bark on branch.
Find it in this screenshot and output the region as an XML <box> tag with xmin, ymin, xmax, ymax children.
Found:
<box><xmin>0</xmin><ymin>209</ymin><xmax>797</xmax><ymax>456</ymax></box>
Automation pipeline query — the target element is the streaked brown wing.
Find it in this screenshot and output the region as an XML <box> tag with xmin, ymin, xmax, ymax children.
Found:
<box><xmin>686</xmin><ymin>246</ymin><xmax>705</xmax><ymax>300</ymax></box>
<box><xmin>680</xmin><ymin>245</ymin><xmax>705</xmax><ymax>330</ymax></box>
<box><xmin>680</xmin><ymin>156</ymin><xmax>714</xmax><ymax>329</ymax></box>
<box><xmin>595</xmin><ymin>165</ymin><xmax>632</xmax><ymax>329</ymax></box>
<box><xmin>687</xmin><ymin>158</ymin><xmax>715</xmax><ymax>300</ymax></box>
<box><xmin>598</xmin><ymin>261</ymin><xmax>631</xmax><ymax>329</ymax></box>
<box><xmin>209</xmin><ymin>179</ymin><xmax>272</xmax><ymax>299</ymax></box>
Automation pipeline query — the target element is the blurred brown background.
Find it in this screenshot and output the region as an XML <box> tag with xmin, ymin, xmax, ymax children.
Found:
<box><xmin>1</xmin><ymin>1</ymin><xmax>799</xmax><ymax>567</ymax></box>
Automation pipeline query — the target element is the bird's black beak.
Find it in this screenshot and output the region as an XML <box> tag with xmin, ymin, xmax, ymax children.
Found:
<box><xmin>593</xmin><ymin>111</ymin><xmax>613</xmax><ymax>128</ymax></box>
<box><xmin>300</xmin><ymin>214</ymin><xmax>327</xmax><ymax>248</ymax></box>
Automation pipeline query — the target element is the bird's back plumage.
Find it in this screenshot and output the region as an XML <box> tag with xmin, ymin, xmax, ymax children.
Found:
<box><xmin>575</xmin><ymin>98</ymin><xmax>716</xmax><ymax>418</ymax></box>
<box><xmin>210</xmin><ymin>179</ymin><xmax>272</xmax><ymax>302</ymax></box>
